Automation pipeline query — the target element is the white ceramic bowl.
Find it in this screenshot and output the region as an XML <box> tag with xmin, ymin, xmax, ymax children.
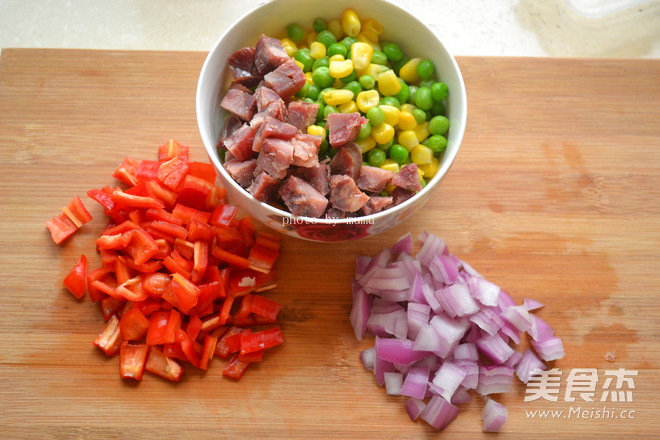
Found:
<box><xmin>197</xmin><ymin>0</ymin><xmax>467</xmax><ymax>242</ymax></box>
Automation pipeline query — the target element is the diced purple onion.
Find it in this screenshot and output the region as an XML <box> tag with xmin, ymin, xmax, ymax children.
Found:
<box><xmin>436</xmin><ymin>284</ymin><xmax>480</xmax><ymax>317</ymax></box>
<box><xmin>392</xmin><ymin>232</ymin><xmax>413</xmax><ymax>255</ymax></box>
<box><xmin>476</xmin><ymin>365</ymin><xmax>514</xmax><ymax>395</ymax></box>
<box><xmin>400</xmin><ymin>365</ymin><xmax>429</xmax><ymax>399</ymax></box>
<box><xmin>476</xmin><ymin>333</ymin><xmax>514</xmax><ymax>364</ymax></box>
<box><xmin>515</xmin><ymin>348</ymin><xmax>547</xmax><ymax>383</ymax></box>
<box><xmin>420</xmin><ymin>395</ymin><xmax>459</xmax><ymax>430</ymax></box>
<box><xmin>384</xmin><ymin>372</ymin><xmax>403</xmax><ymax>395</ymax></box>
<box><xmin>405</xmin><ymin>398</ymin><xmax>426</xmax><ymax>421</ymax></box>
<box><xmin>531</xmin><ymin>336</ymin><xmax>565</xmax><ymax>361</ymax></box>
<box><xmin>482</xmin><ymin>398</ymin><xmax>508</xmax><ymax>432</ymax></box>
<box><xmin>523</xmin><ymin>297</ymin><xmax>544</xmax><ymax>311</ymax></box>
<box><xmin>360</xmin><ymin>347</ymin><xmax>375</xmax><ymax>371</ymax></box>
<box><xmin>451</xmin><ymin>386</ymin><xmax>472</xmax><ymax>404</ymax></box>
<box><xmin>453</xmin><ymin>342</ymin><xmax>478</xmax><ymax>361</ymax></box>
<box><xmin>431</xmin><ymin>361</ymin><xmax>466</xmax><ymax>401</ymax></box>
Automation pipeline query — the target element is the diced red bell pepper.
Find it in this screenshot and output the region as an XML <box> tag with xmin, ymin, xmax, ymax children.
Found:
<box><xmin>102</xmin><ymin>220</ymin><xmax>140</xmax><ymax>236</ymax></box>
<box><xmin>146</xmin><ymin>309</ymin><xmax>182</xmax><ymax>346</ymax></box>
<box><xmin>209</xmin><ymin>204</ymin><xmax>239</xmax><ymax>228</ymax></box>
<box><xmin>223</xmin><ymin>353</ymin><xmax>250</xmax><ymax>380</ymax></box>
<box><xmin>237</xmin><ymin>216</ymin><xmax>256</xmax><ymax>248</ymax></box>
<box><xmin>186</xmin><ymin>314</ymin><xmax>203</xmax><ymax>341</ymax></box>
<box><xmin>218</xmin><ymin>295</ymin><xmax>235</xmax><ymax>326</ymax></box>
<box><xmin>124</xmin><ymin>181</ymin><xmax>151</xmax><ymax>198</ymax></box>
<box><xmin>94</xmin><ymin>315</ymin><xmax>122</xmax><ymax>356</ymax></box>
<box><xmin>240</xmin><ymin>327</ymin><xmax>283</xmax><ymax>355</ymax></box>
<box><xmin>162</xmin><ymin>342</ymin><xmax>188</xmax><ymax>362</ymax></box>
<box><xmin>96</xmin><ymin>232</ymin><xmax>131</xmax><ymax>250</ymax></box>
<box><xmin>63</xmin><ymin>254</ymin><xmax>88</xmax><ymax>299</ymax></box>
<box><xmin>153</xmin><ymin>238</ymin><xmax>171</xmax><ymax>260</ymax></box>
<box><xmin>173</xmin><ymin>238</ymin><xmax>194</xmax><ymax>260</ymax></box>
<box><xmin>225</xmin><ymin>328</ymin><xmax>249</xmax><ymax>355</ymax></box>
<box><xmin>133</xmin><ymin>298</ymin><xmax>161</xmax><ymax>317</ymax></box>
<box><xmin>171</xmin><ymin>273</ymin><xmax>200</xmax><ymax>314</ymax></box>
<box><xmin>176</xmin><ymin>174</ymin><xmax>213</xmax><ymax>210</ymax></box>
<box><xmin>115</xmin><ymin>276</ymin><xmax>149</xmax><ymax>302</ymax></box>
<box><xmin>215</xmin><ymin>325</ymin><xmax>244</xmax><ymax>359</ymax></box>
<box><xmin>100</xmin><ymin>248</ymin><xmax>118</xmax><ymax>267</ymax></box>
<box><xmin>146</xmin><ymin>220</ymin><xmax>189</xmax><ymax>241</ymax></box>
<box><xmin>124</xmin><ymin>255</ymin><xmax>163</xmax><ymax>273</ymax></box>
<box><xmin>62</xmin><ymin>196</ymin><xmax>93</xmax><ymax>228</ymax></box>
<box><xmin>145</xmin><ymin>180</ymin><xmax>178</xmax><ymax>209</ymax></box>
<box><xmin>158</xmin><ymin>139</ymin><xmax>189</xmax><ymax>162</ymax></box>
<box><xmin>199</xmin><ymin>333</ymin><xmax>219</xmax><ymax>370</ymax></box>
<box><xmin>248</xmin><ymin>243</ymin><xmax>280</xmax><ymax>274</ymax></box>
<box><xmin>171</xmin><ymin>203</ymin><xmax>211</xmax><ymax>226</ymax></box>
<box><xmin>113</xmin><ymin>157</ymin><xmax>139</xmax><ymax>187</ymax></box>
<box><xmin>238</xmin><ymin>348</ymin><xmax>264</xmax><ymax>363</ymax></box>
<box><xmin>46</xmin><ymin>212</ymin><xmax>79</xmax><ymax>244</ymax></box>
<box><xmin>120</xmin><ymin>342</ymin><xmax>149</xmax><ymax>381</ymax></box>
<box><xmin>188</xmin><ymin>161</ymin><xmax>217</xmax><ymax>184</ymax></box>
<box><xmin>144</xmin><ymin>208</ymin><xmax>183</xmax><ymax>226</ymax></box>
<box><xmin>176</xmin><ymin>328</ymin><xmax>201</xmax><ymax>367</ymax></box>
<box><xmin>234</xmin><ymin>294</ymin><xmax>254</xmax><ymax>322</ymax></box>
<box><xmin>249</xmin><ymin>294</ymin><xmax>282</xmax><ymax>321</ymax></box>
<box><xmin>141</xmin><ymin>272</ymin><xmax>171</xmax><ymax>298</ymax></box>
<box><xmin>87</xmin><ymin>187</ymin><xmax>118</xmax><ymax>214</ymax></box>
<box><xmin>188</xmin><ymin>218</ymin><xmax>215</xmax><ymax>242</ymax></box>
<box><xmin>205</xmin><ymin>185</ymin><xmax>227</xmax><ymax>210</ymax></box>
<box><xmin>214</xmin><ymin>226</ymin><xmax>244</xmax><ymax>250</ymax></box>
<box><xmin>191</xmin><ymin>241</ymin><xmax>209</xmax><ymax>284</ymax></box>
<box><xmin>119</xmin><ymin>308</ymin><xmax>150</xmax><ymax>341</ymax></box>
<box><xmin>157</xmin><ymin>153</ymin><xmax>189</xmax><ymax>192</ymax></box>
<box><xmin>163</xmin><ymin>255</ymin><xmax>192</xmax><ymax>280</ymax></box>
<box><xmin>114</xmin><ymin>256</ymin><xmax>132</xmax><ymax>285</ymax></box>
<box><xmin>201</xmin><ymin>316</ymin><xmax>225</xmax><ymax>335</ymax></box>
<box><xmin>112</xmin><ymin>189</ymin><xmax>164</xmax><ymax>210</ymax></box>
<box><xmin>136</xmin><ymin>159</ymin><xmax>161</xmax><ymax>182</ymax></box>
<box><xmin>124</xmin><ymin>229</ymin><xmax>159</xmax><ymax>266</ymax></box>
<box><xmin>228</xmin><ymin>268</ymin><xmax>277</xmax><ymax>296</ymax></box>
<box><xmin>100</xmin><ymin>296</ymin><xmax>125</xmax><ymax>321</ymax></box>
<box><xmin>145</xmin><ymin>345</ymin><xmax>183</xmax><ymax>382</ymax></box>
<box><xmin>211</xmin><ymin>246</ymin><xmax>250</xmax><ymax>269</ymax></box>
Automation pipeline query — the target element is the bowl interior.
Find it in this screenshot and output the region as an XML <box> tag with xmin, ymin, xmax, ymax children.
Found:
<box><xmin>197</xmin><ymin>0</ymin><xmax>466</xmax><ymax>225</ymax></box>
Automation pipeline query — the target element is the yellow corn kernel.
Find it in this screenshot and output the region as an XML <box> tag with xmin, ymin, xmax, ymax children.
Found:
<box><xmin>397</xmin><ymin>111</ymin><xmax>417</xmax><ymax>130</ymax></box>
<box><xmin>355</xmin><ymin>136</ymin><xmax>376</xmax><ymax>153</ymax></box>
<box><xmin>307</xmin><ymin>124</ymin><xmax>326</xmax><ymax>140</ymax></box>
<box><xmin>399</xmin><ymin>58</ymin><xmax>422</xmax><ymax>84</ymax></box>
<box><xmin>310</xmin><ymin>41</ymin><xmax>326</xmax><ymax>59</ymax></box>
<box><xmin>363</xmin><ymin>63</ymin><xmax>388</xmax><ymax>80</ymax></box>
<box><xmin>306</xmin><ymin>31</ymin><xmax>318</xmax><ymax>47</ymax></box>
<box><xmin>379</xmin><ymin>105</ymin><xmax>400</xmax><ymax>126</ymax></box>
<box><xmin>381</xmin><ymin>159</ymin><xmax>400</xmax><ymax>175</ymax></box>
<box><xmin>377</xmin><ymin>70</ymin><xmax>402</xmax><ymax>96</ymax></box>
<box><xmin>328</xmin><ymin>18</ymin><xmax>345</xmax><ymax>40</ymax></box>
<box><xmin>333</xmin><ymin>78</ymin><xmax>345</xmax><ymax>89</ymax></box>
<box><xmin>371</xmin><ymin>123</ymin><xmax>395</xmax><ymax>145</ymax></box>
<box><xmin>419</xmin><ymin>157</ymin><xmax>439</xmax><ymax>179</ymax></box>
<box><xmin>281</xmin><ymin>38</ymin><xmax>298</xmax><ymax>57</ymax></box>
<box><xmin>356</xmin><ymin>90</ymin><xmax>380</xmax><ymax>113</ymax></box>
<box><xmin>338</xmin><ymin>100</ymin><xmax>359</xmax><ymax>113</ymax></box>
<box><xmin>341</xmin><ymin>8</ymin><xmax>361</xmax><ymax>37</ymax></box>
<box><xmin>414</xmin><ymin>121</ymin><xmax>430</xmax><ymax>142</ymax></box>
<box><xmin>329</xmin><ymin>59</ymin><xmax>354</xmax><ymax>78</ymax></box>
<box><xmin>362</xmin><ymin>18</ymin><xmax>383</xmax><ymax>37</ymax></box>
<box><xmin>401</xmin><ymin>103</ymin><xmax>417</xmax><ymax>114</ymax></box>
<box><xmin>357</xmin><ymin>31</ymin><xmax>380</xmax><ymax>51</ymax></box>
<box><xmin>384</xmin><ymin>182</ymin><xmax>397</xmax><ymax>194</ymax></box>
<box><xmin>294</xmin><ymin>60</ymin><xmax>305</xmax><ymax>71</ymax></box>
<box><xmin>350</xmin><ymin>42</ymin><xmax>373</xmax><ymax>73</ymax></box>
<box><xmin>418</xmin><ymin>167</ymin><xmax>425</xmax><ymax>178</ymax></box>
<box><xmin>411</xmin><ymin>145</ymin><xmax>434</xmax><ymax>165</ymax></box>
<box><xmin>322</xmin><ymin>88</ymin><xmax>355</xmax><ymax>106</ymax></box>
<box><xmin>305</xmin><ymin>71</ymin><xmax>314</xmax><ymax>84</ymax></box>
<box><xmin>329</xmin><ymin>54</ymin><xmax>345</xmax><ymax>63</ymax></box>
<box><xmin>398</xmin><ymin>130</ymin><xmax>419</xmax><ymax>151</ymax></box>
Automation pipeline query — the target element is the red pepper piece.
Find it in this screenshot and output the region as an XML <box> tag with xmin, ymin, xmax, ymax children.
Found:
<box><xmin>226</xmin><ymin>328</ymin><xmax>250</xmax><ymax>354</ymax></box>
<box><xmin>191</xmin><ymin>241</ymin><xmax>209</xmax><ymax>284</ymax></box>
<box><xmin>162</xmin><ymin>342</ymin><xmax>188</xmax><ymax>362</ymax></box>
<box><xmin>114</xmin><ymin>255</ymin><xmax>132</xmax><ymax>285</ymax></box>
<box><xmin>119</xmin><ymin>308</ymin><xmax>150</xmax><ymax>341</ymax></box>
<box><xmin>205</xmin><ymin>185</ymin><xmax>227</xmax><ymax>210</ymax></box>
<box><xmin>133</xmin><ymin>298</ymin><xmax>161</xmax><ymax>317</ymax></box>
<box><xmin>62</xmin><ymin>196</ymin><xmax>93</xmax><ymax>228</ymax></box>
<box><xmin>249</xmin><ymin>294</ymin><xmax>282</xmax><ymax>321</ymax></box>
<box><xmin>145</xmin><ymin>346</ymin><xmax>183</xmax><ymax>382</ymax></box>
<box><xmin>115</xmin><ymin>276</ymin><xmax>149</xmax><ymax>302</ymax></box>
<box><xmin>173</xmin><ymin>238</ymin><xmax>194</xmax><ymax>260</ymax></box>
<box><xmin>237</xmin><ymin>216</ymin><xmax>256</xmax><ymax>248</ymax></box>
<box><xmin>124</xmin><ymin>229</ymin><xmax>159</xmax><ymax>266</ymax></box>
<box><xmin>63</xmin><ymin>254</ymin><xmax>88</xmax><ymax>299</ymax></box>
<box><xmin>171</xmin><ymin>203</ymin><xmax>211</xmax><ymax>226</ymax></box>
<box><xmin>171</xmin><ymin>273</ymin><xmax>200</xmax><ymax>314</ymax></box>
<box><xmin>87</xmin><ymin>187</ymin><xmax>118</xmax><ymax>213</ymax></box>
<box><xmin>102</xmin><ymin>220</ymin><xmax>140</xmax><ymax>236</ymax></box>
<box><xmin>157</xmin><ymin>153</ymin><xmax>189</xmax><ymax>192</ymax></box>
<box><xmin>176</xmin><ymin>174</ymin><xmax>213</xmax><ymax>210</ymax></box>
<box><xmin>240</xmin><ymin>327</ymin><xmax>283</xmax><ymax>355</ymax></box>
<box><xmin>248</xmin><ymin>243</ymin><xmax>280</xmax><ymax>274</ymax></box>
<box><xmin>124</xmin><ymin>255</ymin><xmax>163</xmax><ymax>273</ymax></box>
<box><xmin>209</xmin><ymin>204</ymin><xmax>239</xmax><ymax>228</ymax></box>
<box><xmin>96</xmin><ymin>232</ymin><xmax>131</xmax><ymax>250</ymax></box>
<box><xmin>136</xmin><ymin>159</ymin><xmax>161</xmax><ymax>182</ymax></box>
<box><xmin>141</xmin><ymin>272</ymin><xmax>171</xmax><ymax>298</ymax></box>
<box><xmin>199</xmin><ymin>333</ymin><xmax>219</xmax><ymax>371</ymax></box>
<box><xmin>186</xmin><ymin>314</ymin><xmax>203</xmax><ymax>341</ymax></box>
<box><xmin>144</xmin><ymin>208</ymin><xmax>183</xmax><ymax>226</ymax></box>
<box><xmin>144</xmin><ymin>180</ymin><xmax>178</xmax><ymax>209</ymax></box>
<box><xmin>223</xmin><ymin>353</ymin><xmax>250</xmax><ymax>380</ymax></box>
<box><xmin>238</xmin><ymin>348</ymin><xmax>264</xmax><ymax>363</ymax></box>
<box><xmin>215</xmin><ymin>325</ymin><xmax>244</xmax><ymax>359</ymax></box>
<box><xmin>176</xmin><ymin>329</ymin><xmax>202</xmax><ymax>368</ymax></box>
<box><xmin>146</xmin><ymin>309</ymin><xmax>182</xmax><ymax>346</ymax></box>
<box><xmin>112</xmin><ymin>189</ymin><xmax>164</xmax><ymax>210</ymax></box>
<box><xmin>120</xmin><ymin>342</ymin><xmax>149</xmax><ymax>381</ymax></box>
<box><xmin>211</xmin><ymin>246</ymin><xmax>250</xmax><ymax>269</ymax></box>
<box><xmin>46</xmin><ymin>212</ymin><xmax>78</xmax><ymax>244</ymax></box>
<box><xmin>100</xmin><ymin>296</ymin><xmax>125</xmax><ymax>321</ymax></box>
<box><xmin>113</xmin><ymin>157</ymin><xmax>139</xmax><ymax>187</ymax></box>
<box><xmin>158</xmin><ymin>139</ymin><xmax>189</xmax><ymax>162</ymax></box>
<box><xmin>188</xmin><ymin>218</ymin><xmax>215</xmax><ymax>242</ymax></box>
<box><xmin>188</xmin><ymin>161</ymin><xmax>217</xmax><ymax>184</ymax></box>
<box><xmin>94</xmin><ymin>315</ymin><xmax>122</xmax><ymax>356</ymax></box>
<box><xmin>214</xmin><ymin>226</ymin><xmax>244</xmax><ymax>250</ymax></box>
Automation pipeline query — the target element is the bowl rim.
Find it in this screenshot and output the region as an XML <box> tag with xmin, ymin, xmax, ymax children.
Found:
<box><xmin>196</xmin><ymin>0</ymin><xmax>467</xmax><ymax>226</ymax></box>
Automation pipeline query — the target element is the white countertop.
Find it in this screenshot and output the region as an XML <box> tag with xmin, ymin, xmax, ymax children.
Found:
<box><xmin>1</xmin><ymin>0</ymin><xmax>659</xmax><ymax>58</ymax></box>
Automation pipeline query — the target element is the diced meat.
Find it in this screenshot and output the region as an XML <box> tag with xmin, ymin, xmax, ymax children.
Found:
<box><xmin>291</xmin><ymin>162</ymin><xmax>330</xmax><ymax>196</ymax></box>
<box><xmin>217</xmin><ymin>115</ymin><xmax>242</xmax><ymax>150</ymax></box>
<box><xmin>254</xmin><ymin>34</ymin><xmax>291</xmax><ymax>75</ymax></box>
<box><xmin>220</xmin><ymin>88</ymin><xmax>257</xmax><ymax>122</ymax></box>
<box><xmin>286</xmin><ymin>101</ymin><xmax>319</xmax><ymax>131</ymax></box>
<box><xmin>257</xmin><ymin>138</ymin><xmax>294</xmax><ymax>180</ymax></box>
<box><xmin>255</xmin><ymin>86</ymin><xmax>286</xmax><ymax>115</ymax></box>
<box><xmin>361</xmin><ymin>196</ymin><xmax>393</xmax><ymax>215</ymax></box>
<box><xmin>356</xmin><ymin>166</ymin><xmax>394</xmax><ymax>194</ymax></box>
<box><xmin>291</xmin><ymin>133</ymin><xmax>322</xmax><ymax>168</ymax></box>
<box><xmin>252</xmin><ymin>116</ymin><xmax>298</xmax><ymax>152</ymax></box>
<box><xmin>229</xmin><ymin>82</ymin><xmax>254</xmax><ymax>94</ymax></box>
<box><xmin>249</xmin><ymin>171</ymin><xmax>281</xmax><ymax>203</ymax></box>
<box><xmin>329</xmin><ymin>142</ymin><xmax>362</xmax><ymax>180</ymax></box>
<box><xmin>279</xmin><ymin>175</ymin><xmax>329</xmax><ymax>218</ymax></box>
<box><xmin>324</xmin><ymin>208</ymin><xmax>346</xmax><ymax>220</ymax></box>
<box><xmin>223</xmin><ymin>124</ymin><xmax>256</xmax><ymax>161</ymax></box>
<box><xmin>227</xmin><ymin>47</ymin><xmax>263</xmax><ymax>87</ymax></box>
<box><xmin>264</xmin><ymin>59</ymin><xmax>306</xmax><ymax>100</ymax></box>
<box><xmin>391</xmin><ymin>163</ymin><xmax>422</xmax><ymax>192</ymax></box>
<box><xmin>224</xmin><ymin>158</ymin><xmax>257</xmax><ymax>188</ymax></box>
<box><xmin>329</xmin><ymin>175</ymin><xmax>370</xmax><ymax>213</ymax></box>
<box><xmin>327</xmin><ymin>112</ymin><xmax>367</xmax><ymax>148</ymax></box>
<box><xmin>391</xmin><ymin>187</ymin><xmax>416</xmax><ymax>205</ymax></box>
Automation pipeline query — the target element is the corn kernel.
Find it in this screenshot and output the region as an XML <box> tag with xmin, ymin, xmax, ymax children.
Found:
<box><xmin>379</xmin><ymin>105</ymin><xmax>400</xmax><ymax>126</ymax></box>
<box><xmin>358</xmin><ymin>31</ymin><xmax>380</xmax><ymax>50</ymax></box>
<box><xmin>333</xmin><ymin>78</ymin><xmax>345</xmax><ymax>89</ymax></box>
<box><xmin>411</xmin><ymin>145</ymin><xmax>434</xmax><ymax>165</ymax></box>
<box><xmin>356</xmin><ymin>90</ymin><xmax>380</xmax><ymax>113</ymax></box>
<box><xmin>371</xmin><ymin>123</ymin><xmax>395</xmax><ymax>145</ymax></box>
<box><xmin>419</xmin><ymin>157</ymin><xmax>439</xmax><ymax>179</ymax></box>
<box><xmin>399</xmin><ymin>58</ymin><xmax>422</xmax><ymax>84</ymax></box>
<box><xmin>377</xmin><ymin>69</ymin><xmax>402</xmax><ymax>96</ymax></box>
<box><xmin>310</xmin><ymin>41</ymin><xmax>326</xmax><ymax>59</ymax></box>
<box><xmin>384</xmin><ymin>182</ymin><xmax>397</xmax><ymax>194</ymax></box>
<box><xmin>341</xmin><ymin>8</ymin><xmax>361</xmax><ymax>37</ymax></box>
<box><xmin>381</xmin><ymin>159</ymin><xmax>400</xmax><ymax>175</ymax></box>
<box><xmin>306</xmin><ymin>31</ymin><xmax>318</xmax><ymax>48</ymax></box>
<box><xmin>355</xmin><ymin>136</ymin><xmax>376</xmax><ymax>153</ymax></box>
<box><xmin>397</xmin><ymin>111</ymin><xmax>417</xmax><ymax>130</ymax></box>
<box><xmin>398</xmin><ymin>130</ymin><xmax>419</xmax><ymax>151</ymax></box>
<box><xmin>328</xmin><ymin>18</ymin><xmax>345</xmax><ymax>40</ymax></box>
<box><xmin>281</xmin><ymin>38</ymin><xmax>298</xmax><ymax>57</ymax></box>
<box><xmin>350</xmin><ymin>42</ymin><xmax>373</xmax><ymax>73</ymax></box>
<box><xmin>305</xmin><ymin>71</ymin><xmax>314</xmax><ymax>84</ymax></box>
<box><xmin>294</xmin><ymin>60</ymin><xmax>305</xmax><ymax>71</ymax></box>
<box><xmin>363</xmin><ymin>63</ymin><xmax>388</xmax><ymax>80</ymax></box>
<box><xmin>338</xmin><ymin>100</ymin><xmax>359</xmax><ymax>113</ymax></box>
<box><xmin>362</xmin><ymin>18</ymin><xmax>383</xmax><ymax>37</ymax></box>
<box><xmin>322</xmin><ymin>88</ymin><xmax>354</xmax><ymax>106</ymax></box>
<box><xmin>414</xmin><ymin>121</ymin><xmax>430</xmax><ymax>142</ymax></box>
<box><xmin>307</xmin><ymin>124</ymin><xmax>326</xmax><ymax>140</ymax></box>
<box><xmin>417</xmin><ymin>167</ymin><xmax>425</xmax><ymax>178</ymax></box>
<box><xmin>329</xmin><ymin>59</ymin><xmax>353</xmax><ymax>79</ymax></box>
<box><xmin>329</xmin><ymin>54</ymin><xmax>345</xmax><ymax>63</ymax></box>
<box><xmin>401</xmin><ymin>103</ymin><xmax>417</xmax><ymax>114</ymax></box>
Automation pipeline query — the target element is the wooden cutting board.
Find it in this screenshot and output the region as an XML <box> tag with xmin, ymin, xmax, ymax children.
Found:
<box><xmin>1</xmin><ymin>49</ymin><xmax>658</xmax><ymax>439</ymax></box>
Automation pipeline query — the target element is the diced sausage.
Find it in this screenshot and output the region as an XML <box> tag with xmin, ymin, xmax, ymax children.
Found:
<box><xmin>391</xmin><ymin>187</ymin><xmax>416</xmax><ymax>205</ymax></box>
<box><xmin>224</xmin><ymin>158</ymin><xmax>257</xmax><ymax>188</ymax></box>
<box><xmin>263</xmin><ymin>59</ymin><xmax>306</xmax><ymax>100</ymax></box>
<box><xmin>223</xmin><ymin>124</ymin><xmax>256</xmax><ymax>162</ymax></box>
<box><xmin>356</xmin><ymin>166</ymin><xmax>394</xmax><ymax>194</ymax></box>
<box><xmin>220</xmin><ymin>88</ymin><xmax>257</xmax><ymax>122</ymax></box>
<box><xmin>327</xmin><ymin>112</ymin><xmax>367</xmax><ymax>148</ymax></box>
<box><xmin>291</xmin><ymin>162</ymin><xmax>330</xmax><ymax>196</ymax></box>
<box><xmin>361</xmin><ymin>196</ymin><xmax>394</xmax><ymax>215</ymax></box>
<box><xmin>217</xmin><ymin>115</ymin><xmax>242</xmax><ymax>150</ymax></box>
<box><xmin>279</xmin><ymin>175</ymin><xmax>329</xmax><ymax>218</ymax></box>
<box><xmin>227</xmin><ymin>47</ymin><xmax>263</xmax><ymax>87</ymax></box>
<box><xmin>329</xmin><ymin>142</ymin><xmax>362</xmax><ymax>180</ymax></box>
<box><xmin>286</xmin><ymin>101</ymin><xmax>319</xmax><ymax>131</ymax></box>
<box><xmin>329</xmin><ymin>175</ymin><xmax>370</xmax><ymax>213</ymax></box>
<box><xmin>252</xmin><ymin>116</ymin><xmax>298</xmax><ymax>152</ymax></box>
<box><xmin>257</xmin><ymin>138</ymin><xmax>294</xmax><ymax>180</ymax></box>
<box><xmin>291</xmin><ymin>133</ymin><xmax>322</xmax><ymax>168</ymax></box>
<box><xmin>249</xmin><ymin>171</ymin><xmax>281</xmax><ymax>203</ymax></box>
<box><xmin>254</xmin><ymin>34</ymin><xmax>291</xmax><ymax>74</ymax></box>
<box><xmin>391</xmin><ymin>163</ymin><xmax>422</xmax><ymax>192</ymax></box>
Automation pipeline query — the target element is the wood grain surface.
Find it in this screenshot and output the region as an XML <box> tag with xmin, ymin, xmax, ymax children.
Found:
<box><xmin>0</xmin><ymin>49</ymin><xmax>659</xmax><ymax>439</ymax></box>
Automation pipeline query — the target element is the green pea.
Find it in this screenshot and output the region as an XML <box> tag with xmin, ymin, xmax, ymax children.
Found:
<box><xmin>323</xmin><ymin>105</ymin><xmax>338</xmax><ymax>118</ymax></box>
<box><xmin>378</xmin><ymin>139</ymin><xmax>394</xmax><ymax>150</ymax></box>
<box><xmin>295</xmin><ymin>82</ymin><xmax>311</xmax><ymax>98</ymax></box>
<box><xmin>429</xmin><ymin>115</ymin><xmax>449</xmax><ymax>135</ymax></box>
<box><xmin>317</xmin><ymin>30</ymin><xmax>337</xmax><ymax>48</ymax></box>
<box><xmin>417</xmin><ymin>59</ymin><xmax>435</xmax><ymax>80</ymax></box>
<box><xmin>395</xmin><ymin>78</ymin><xmax>409</xmax><ymax>104</ymax></box>
<box><xmin>427</xmin><ymin>135</ymin><xmax>447</xmax><ymax>154</ymax></box>
<box><xmin>389</xmin><ymin>144</ymin><xmax>409</xmax><ymax>164</ymax></box>
<box><xmin>412</xmin><ymin>108</ymin><xmax>426</xmax><ymax>123</ymax></box>
<box><xmin>327</xmin><ymin>43</ymin><xmax>347</xmax><ymax>58</ymax></box>
<box><xmin>382</xmin><ymin>42</ymin><xmax>403</xmax><ymax>62</ymax></box>
<box><xmin>359</xmin><ymin>74</ymin><xmax>375</xmax><ymax>89</ymax></box>
<box><xmin>380</xmin><ymin>96</ymin><xmax>400</xmax><ymax>109</ymax></box>
<box><xmin>317</xmin><ymin>119</ymin><xmax>326</xmax><ymax>129</ymax></box>
<box><xmin>419</xmin><ymin>79</ymin><xmax>435</xmax><ymax>89</ymax></box>
<box><xmin>414</xmin><ymin>86</ymin><xmax>433</xmax><ymax>111</ymax></box>
<box><xmin>431</xmin><ymin>100</ymin><xmax>445</xmax><ymax>116</ymax></box>
<box><xmin>294</xmin><ymin>48</ymin><xmax>314</xmax><ymax>72</ymax></box>
<box><xmin>341</xmin><ymin>36</ymin><xmax>359</xmax><ymax>52</ymax></box>
<box><xmin>318</xmin><ymin>139</ymin><xmax>329</xmax><ymax>156</ymax></box>
<box><xmin>358</xmin><ymin>121</ymin><xmax>372</xmax><ymax>140</ymax></box>
<box><xmin>343</xmin><ymin>80</ymin><xmax>362</xmax><ymax>97</ymax></box>
<box><xmin>218</xmin><ymin>148</ymin><xmax>226</xmax><ymax>162</ymax></box>
<box><xmin>315</xmin><ymin>102</ymin><xmax>325</xmax><ymax>120</ymax></box>
<box><xmin>401</xmin><ymin>155</ymin><xmax>413</xmax><ymax>165</ymax></box>
<box><xmin>312</xmin><ymin>56</ymin><xmax>329</xmax><ymax>71</ymax></box>
<box><xmin>420</xmin><ymin>178</ymin><xmax>427</xmax><ymax>188</ymax></box>
<box><xmin>286</xmin><ymin>23</ymin><xmax>305</xmax><ymax>43</ymax></box>
<box><xmin>328</xmin><ymin>144</ymin><xmax>338</xmax><ymax>158</ymax></box>
<box><xmin>307</xmin><ymin>84</ymin><xmax>321</xmax><ymax>101</ymax></box>
<box><xmin>431</xmin><ymin>82</ymin><xmax>449</xmax><ymax>101</ymax></box>
<box><xmin>407</xmin><ymin>85</ymin><xmax>418</xmax><ymax>104</ymax></box>
<box><xmin>312</xmin><ymin>66</ymin><xmax>334</xmax><ymax>89</ymax></box>
<box><xmin>313</xmin><ymin>18</ymin><xmax>327</xmax><ymax>33</ymax></box>
<box><xmin>366</xmin><ymin>106</ymin><xmax>385</xmax><ymax>127</ymax></box>
<box><xmin>379</xmin><ymin>190</ymin><xmax>389</xmax><ymax>197</ymax></box>
<box><xmin>368</xmin><ymin>148</ymin><xmax>387</xmax><ymax>167</ymax></box>
<box><xmin>371</xmin><ymin>50</ymin><xmax>388</xmax><ymax>65</ymax></box>
<box><xmin>340</xmin><ymin>70</ymin><xmax>357</xmax><ymax>84</ymax></box>
<box><xmin>392</xmin><ymin>56</ymin><xmax>410</xmax><ymax>76</ymax></box>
